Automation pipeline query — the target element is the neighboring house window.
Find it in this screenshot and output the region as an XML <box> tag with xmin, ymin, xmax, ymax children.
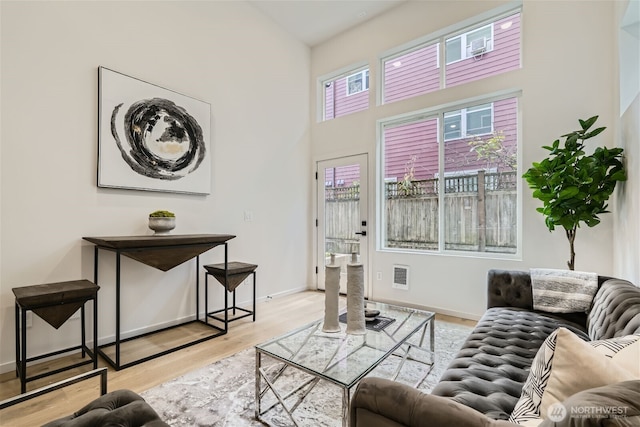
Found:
<box><xmin>379</xmin><ymin>9</ymin><xmax>521</xmax><ymax>104</ymax></box>
<box><xmin>346</xmin><ymin>70</ymin><xmax>369</xmax><ymax>96</ymax></box>
<box><xmin>321</xmin><ymin>66</ymin><xmax>370</xmax><ymax>121</ymax></box>
<box><xmin>444</xmin><ymin>103</ymin><xmax>493</xmax><ymax>141</ymax></box>
<box><xmin>380</xmin><ymin>96</ymin><xmax>519</xmax><ymax>255</ymax></box>
<box><xmin>444</xmin><ymin>111</ymin><xmax>462</xmax><ymax>140</ymax></box>
<box><xmin>445</xmin><ymin>13</ymin><xmax>520</xmax><ymax>87</ymax></box>
<box><xmin>445</xmin><ymin>24</ymin><xmax>493</xmax><ymax>64</ymax></box>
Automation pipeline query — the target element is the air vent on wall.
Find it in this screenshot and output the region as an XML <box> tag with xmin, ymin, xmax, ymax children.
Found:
<box><xmin>392</xmin><ymin>265</ymin><xmax>409</xmax><ymax>290</ymax></box>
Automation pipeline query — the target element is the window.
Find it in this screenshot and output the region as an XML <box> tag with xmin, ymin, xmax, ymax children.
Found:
<box><xmin>445</xmin><ymin>13</ymin><xmax>520</xmax><ymax>87</ymax></box>
<box><xmin>380</xmin><ymin>96</ymin><xmax>519</xmax><ymax>254</ymax></box>
<box><xmin>382</xmin><ymin>43</ymin><xmax>440</xmax><ymax>103</ymax></box>
<box><xmin>380</xmin><ymin>9</ymin><xmax>521</xmax><ymax>104</ymax></box>
<box><xmin>321</xmin><ymin>66</ymin><xmax>370</xmax><ymax>121</ymax></box>
<box><xmin>445</xmin><ymin>24</ymin><xmax>493</xmax><ymax>64</ymax></box>
<box><xmin>346</xmin><ymin>70</ymin><xmax>369</xmax><ymax>95</ymax></box>
<box><xmin>443</xmin><ymin>112</ymin><xmax>462</xmax><ymax>140</ymax></box>
<box><xmin>444</xmin><ymin>104</ymin><xmax>493</xmax><ymax>141</ymax></box>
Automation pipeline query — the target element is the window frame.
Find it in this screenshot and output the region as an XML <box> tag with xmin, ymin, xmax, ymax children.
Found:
<box><xmin>377</xmin><ymin>90</ymin><xmax>522</xmax><ymax>259</ymax></box>
<box><xmin>377</xmin><ymin>1</ymin><xmax>522</xmax><ymax>106</ymax></box>
<box><xmin>318</xmin><ymin>61</ymin><xmax>370</xmax><ymax>122</ymax></box>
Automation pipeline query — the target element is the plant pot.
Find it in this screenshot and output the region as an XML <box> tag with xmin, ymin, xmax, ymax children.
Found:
<box><xmin>148</xmin><ymin>217</ymin><xmax>176</xmax><ymax>235</ymax></box>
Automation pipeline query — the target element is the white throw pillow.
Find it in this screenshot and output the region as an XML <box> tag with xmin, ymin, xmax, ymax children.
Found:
<box><xmin>509</xmin><ymin>328</ymin><xmax>640</xmax><ymax>425</ymax></box>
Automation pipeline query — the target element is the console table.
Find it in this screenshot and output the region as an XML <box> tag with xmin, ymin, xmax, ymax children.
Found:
<box><xmin>82</xmin><ymin>234</ymin><xmax>235</xmax><ymax>370</ymax></box>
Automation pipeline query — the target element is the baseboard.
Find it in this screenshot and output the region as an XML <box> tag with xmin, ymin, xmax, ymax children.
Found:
<box><xmin>367</xmin><ymin>296</ymin><xmax>482</xmax><ymax>321</ymax></box>
<box><xmin>2</xmin><ymin>287</ymin><xmax>474</xmax><ymax>374</ymax></box>
<box><xmin>257</xmin><ymin>285</ymin><xmax>309</xmax><ymax>303</ymax></box>
<box><xmin>0</xmin><ymin>287</ymin><xmax>311</xmax><ymax>374</ymax></box>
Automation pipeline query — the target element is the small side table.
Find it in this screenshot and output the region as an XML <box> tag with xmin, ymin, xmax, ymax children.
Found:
<box><xmin>204</xmin><ymin>262</ymin><xmax>257</xmax><ymax>332</ymax></box>
<box><xmin>12</xmin><ymin>280</ymin><xmax>99</xmax><ymax>393</ymax></box>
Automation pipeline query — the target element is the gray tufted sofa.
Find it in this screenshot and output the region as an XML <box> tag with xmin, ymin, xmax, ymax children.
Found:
<box><xmin>42</xmin><ymin>389</ymin><xmax>169</xmax><ymax>427</ymax></box>
<box><xmin>350</xmin><ymin>269</ymin><xmax>640</xmax><ymax>427</ymax></box>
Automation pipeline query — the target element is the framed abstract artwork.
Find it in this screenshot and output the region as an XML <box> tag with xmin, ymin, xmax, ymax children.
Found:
<box><xmin>98</xmin><ymin>66</ymin><xmax>211</xmax><ymax>195</ymax></box>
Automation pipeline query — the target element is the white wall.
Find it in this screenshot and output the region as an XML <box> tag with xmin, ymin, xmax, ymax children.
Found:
<box><xmin>0</xmin><ymin>1</ymin><xmax>311</xmax><ymax>373</ymax></box>
<box><xmin>310</xmin><ymin>0</ymin><xmax>620</xmax><ymax>318</ymax></box>
<box><xmin>614</xmin><ymin>0</ymin><xmax>640</xmax><ymax>285</ymax></box>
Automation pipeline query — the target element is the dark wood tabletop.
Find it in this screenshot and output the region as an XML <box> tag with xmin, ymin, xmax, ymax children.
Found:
<box><xmin>82</xmin><ymin>234</ymin><xmax>236</xmax><ymax>272</ymax></box>
<box><xmin>82</xmin><ymin>234</ymin><xmax>236</xmax><ymax>249</ymax></box>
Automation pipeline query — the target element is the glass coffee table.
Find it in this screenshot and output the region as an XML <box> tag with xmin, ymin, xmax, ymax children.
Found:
<box><xmin>255</xmin><ymin>301</ymin><xmax>435</xmax><ymax>426</ymax></box>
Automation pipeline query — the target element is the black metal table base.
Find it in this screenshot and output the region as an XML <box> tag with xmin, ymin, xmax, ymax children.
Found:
<box><xmin>97</xmin><ymin>319</ymin><xmax>226</xmax><ymax>370</ymax></box>
<box><xmin>204</xmin><ymin>263</ymin><xmax>257</xmax><ymax>332</ymax></box>
<box><xmin>85</xmin><ymin>235</ymin><xmax>236</xmax><ymax>371</ymax></box>
<box><xmin>14</xmin><ymin>287</ymin><xmax>98</xmax><ymax>394</ymax></box>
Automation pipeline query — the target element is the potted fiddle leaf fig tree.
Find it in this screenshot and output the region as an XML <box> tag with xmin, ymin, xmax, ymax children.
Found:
<box><xmin>522</xmin><ymin>116</ymin><xmax>626</xmax><ymax>270</ymax></box>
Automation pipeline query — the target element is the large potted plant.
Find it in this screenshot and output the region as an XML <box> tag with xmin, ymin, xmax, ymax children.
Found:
<box><xmin>522</xmin><ymin>116</ymin><xmax>626</xmax><ymax>270</ymax></box>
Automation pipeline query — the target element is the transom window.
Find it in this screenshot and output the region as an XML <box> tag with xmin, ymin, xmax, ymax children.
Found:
<box><xmin>321</xmin><ymin>66</ymin><xmax>370</xmax><ymax>120</ymax></box>
<box><xmin>446</xmin><ymin>24</ymin><xmax>494</xmax><ymax>64</ymax></box>
<box><xmin>379</xmin><ymin>9</ymin><xmax>520</xmax><ymax>105</ymax></box>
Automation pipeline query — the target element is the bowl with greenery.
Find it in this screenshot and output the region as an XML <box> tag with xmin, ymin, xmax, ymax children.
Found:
<box><xmin>148</xmin><ymin>210</ymin><xmax>176</xmax><ymax>235</ymax></box>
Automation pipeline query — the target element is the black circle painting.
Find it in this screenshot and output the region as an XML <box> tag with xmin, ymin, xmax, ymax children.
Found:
<box><xmin>110</xmin><ymin>98</ymin><xmax>206</xmax><ymax>181</ymax></box>
<box><xmin>98</xmin><ymin>67</ymin><xmax>211</xmax><ymax>194</ymax></box>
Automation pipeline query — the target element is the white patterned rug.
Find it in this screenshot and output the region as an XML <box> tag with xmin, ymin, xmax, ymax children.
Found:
<box><xmin>141</xmin><ymin>320</ymin><xmax>472</xmax><ymax>426</ymax></box>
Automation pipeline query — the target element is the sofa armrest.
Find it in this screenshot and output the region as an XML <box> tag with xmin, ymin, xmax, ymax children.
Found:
<box><xmin>587</xmin><ymin>279</ymin><xmax>640</xmax><ymax>340</ymax></box>
<box><xmin>41</xmin><ymin>389</ymin><xmax>169</xmax><ymax>427</ymax></box>
<box><xmin>487</xmin><ymin>269</ymin><xmax>533</xmax><ymax>310</ymax></box>
<box><xmin>350</xmin><ymin>377</ymin><xmax>518</xmax><ymax>427</ymax></box>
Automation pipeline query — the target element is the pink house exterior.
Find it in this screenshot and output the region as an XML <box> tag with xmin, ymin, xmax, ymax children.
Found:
<box><xmin>324</xmin><ymin>75</ymin><xmax>369</xmax><ymax>120</ymax></box>
<box><xmin>325</xmin><ymin>97</ymin><xmax>518</xmax><ymax>187</ymax></box>
<box><xmin>323</xmin><ymin>12</ymin><xmax>521</xmax><ymax>186</ymax></box>
<box><xmin>328</xmin><ymin>12</ymin><xmax>521</xmax><ymax>110</ymax></box>
<box><xmin>384</xmin><ymin>43</ymin><xmax>439</xmax><ymax>104</ymax></box>
<box><xmin>384</xmin><ymin>97</ymin><xmax>518</xmax><ymax>182</ymax></box>
<box><xmin>445</xmin><ymin>14</ymin><xmax>521</xmax><ymax>88</ymax></box>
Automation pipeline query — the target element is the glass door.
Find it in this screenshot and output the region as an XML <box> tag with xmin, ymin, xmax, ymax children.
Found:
<box><xmin>317</xmin><ymin>154</ymin><xmax>368</xmax><ymax>295</ymax></box>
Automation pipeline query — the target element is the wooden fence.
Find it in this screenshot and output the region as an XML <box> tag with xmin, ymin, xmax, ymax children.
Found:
<box><xmin>325</xmin><ymin>171</ymin><xmax>517</xmax><ymax>254</ymax></box>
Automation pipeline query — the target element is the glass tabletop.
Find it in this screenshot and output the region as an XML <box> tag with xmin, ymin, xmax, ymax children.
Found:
<box><xmin>255</xmin><ymin>301</ymin><xmax>435</xmax><ymax>388</ymax></box>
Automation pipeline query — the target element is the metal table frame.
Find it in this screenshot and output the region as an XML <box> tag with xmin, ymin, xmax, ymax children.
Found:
<box><xmin>0</xmin><ymin>368</ymin><xmax>107</xmax><ymax>410</ymax></box>
<box><xmin>204</xmin><ymin>262</ymin><xmax>258</xmax><ymax>331</ymax></box>
<box><xmin>13</xmin><ymin>281</ymin><xmax>99</xmax><ymax>393</ymax></box>
<box><xmin>255</xmin><ymin>303</ymin><xmax>435</xmax><ymax>427</ymax></box>
<box><xmin>83</xmin><ymin>234</ymin><xmax>235</xmax><ymax>370</ymax></box>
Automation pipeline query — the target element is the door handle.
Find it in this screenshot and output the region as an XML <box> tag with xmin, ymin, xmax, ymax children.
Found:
<box><xmin>355</xmin><ymin>231</ymin><xmax>367</xmax><ymax>236</ymax></box>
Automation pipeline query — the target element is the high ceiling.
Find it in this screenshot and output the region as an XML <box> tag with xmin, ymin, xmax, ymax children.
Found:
<box><xmin>247</xmin><ymin>0</ymin><xmax>406</xmax><ymax>47</ymax></box>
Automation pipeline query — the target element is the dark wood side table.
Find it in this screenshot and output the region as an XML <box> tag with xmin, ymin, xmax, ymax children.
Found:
<box><xmin>204</xmin><ymin>262</ymin><xmax>258</xmax><ymax>331</ymax></box>
<box><xmin>82</xmin><ymin>234</ymin><xmax>235</xmax><ymax>370</ymax></box>
<box><xmin>12</xmin><ymin>280</ymin><xmax>99</xmax><ymax>393</ymax></box>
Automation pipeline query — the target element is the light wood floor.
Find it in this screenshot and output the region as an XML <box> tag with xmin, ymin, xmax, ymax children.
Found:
<box><xmin>0</xmin><ymin>291</ymin><xmax>476</xmax><ymax>426</ymax></box>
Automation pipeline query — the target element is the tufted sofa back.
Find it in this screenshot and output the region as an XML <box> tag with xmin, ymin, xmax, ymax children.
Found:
<box><xmin>486</xmin><ymin>269</ymin><xmax>613</xmax><ymax>329</ymax></box>
<box><xmin>587</xmin><ymin>279</ymin><xmax>640</xmax><ymax>340</ymax></box>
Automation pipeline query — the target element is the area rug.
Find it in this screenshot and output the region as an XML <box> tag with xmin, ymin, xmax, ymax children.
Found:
<box><xmin>141</xmin><ymin>320</ymin><xmax>472</xmax><ymax>426</ymax></box>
